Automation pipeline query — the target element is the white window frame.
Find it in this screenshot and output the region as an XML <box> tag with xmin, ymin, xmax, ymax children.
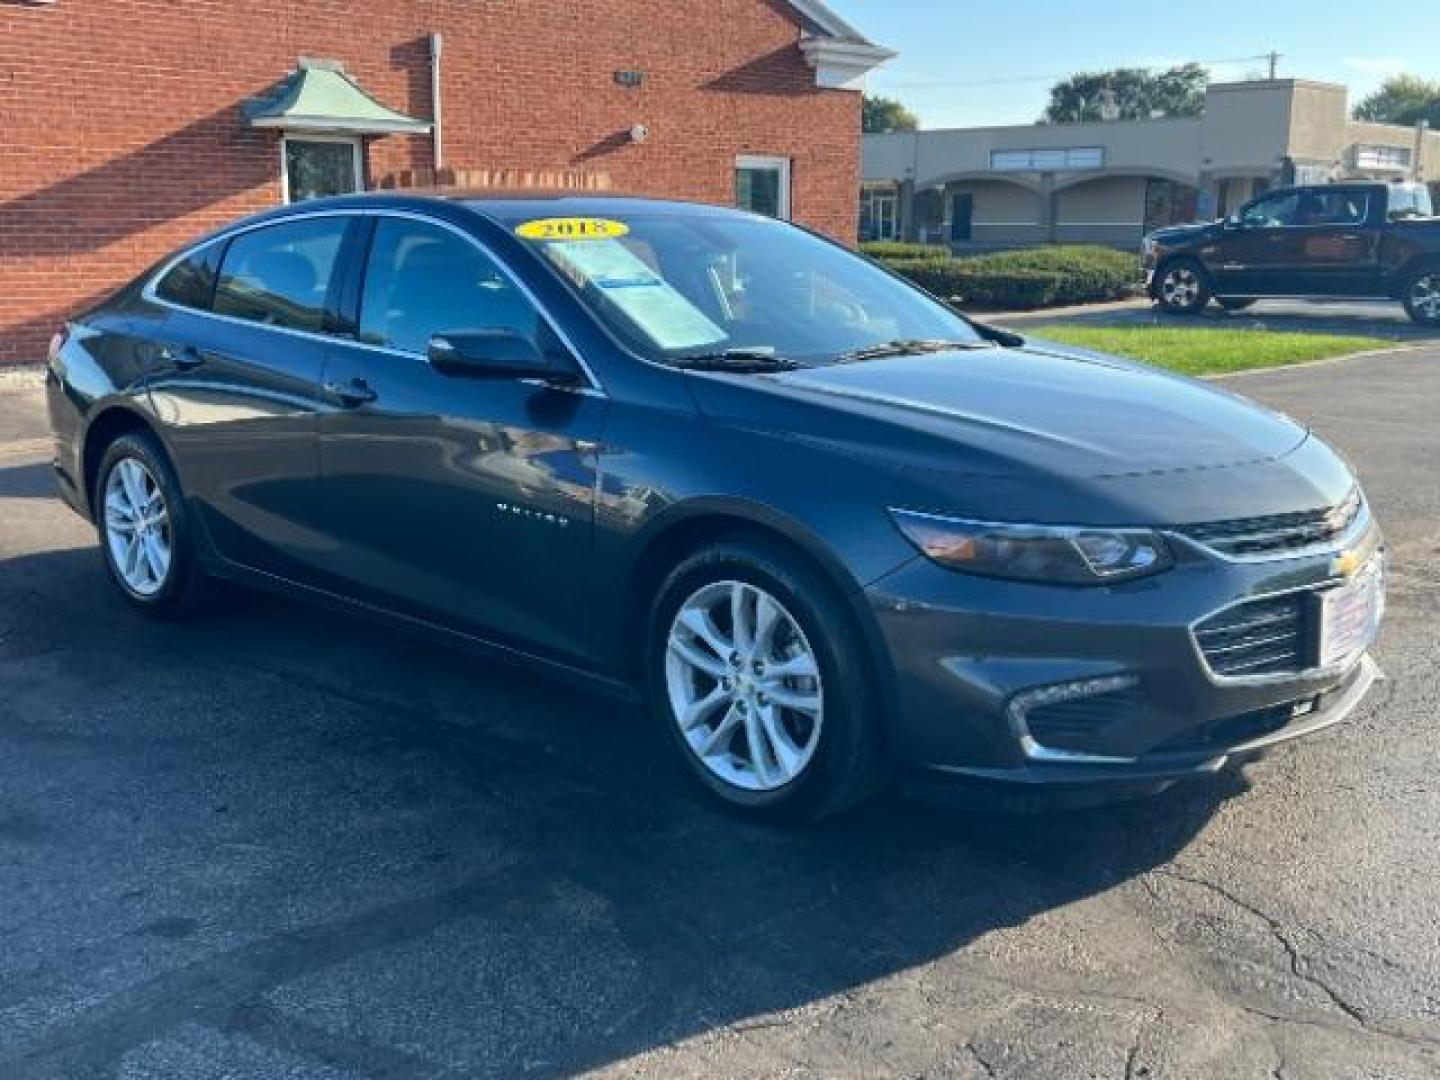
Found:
<box><xmin>1354</xmin><ymin>144</ymin><xmax>1411</xmax><ymax>171</ymax></box>
<box><xmin>990</xmin><ymin>147</ymin><xmax>1105</xmax><ymax>172</ymax></box>
<box><xmin>861</xmin><ymin>187</ymin><xmax>899</xmax><ymax>240</ymax></box>
<box><xmin>280</xmin><ymin>134</ymin><xmax>365</xmax><ymax>204</ymax></box>
<box><xmin>735</xmin><ymin>154</ymin><xmax>792</xmax><ymax>220</ymax></box>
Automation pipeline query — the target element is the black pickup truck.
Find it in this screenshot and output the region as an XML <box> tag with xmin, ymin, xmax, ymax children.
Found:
<box><xmin>1143</xmin><ymin>182</ymin><xmax>1440</xmax><ymax>325</ymax></box>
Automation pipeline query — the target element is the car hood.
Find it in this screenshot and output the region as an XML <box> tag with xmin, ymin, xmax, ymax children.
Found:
<box><xmin>705</xmin><ymin>343</ymin><xmax>1308</xmax><ymax>479</ymax></box>
<box><xmin>1147</xmin><ymin>220</ymin><xmax>1223</xmax><ymax>246</ymax></box>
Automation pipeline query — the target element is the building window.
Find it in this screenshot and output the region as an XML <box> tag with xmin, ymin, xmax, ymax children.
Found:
<box><xmin>282</xmin><ymin>136</ymin><xmax>363</xmax><ymax>203</ymax></box>
<box><xmin>1355</xmin><ymin>145</ymin><xmax>1412</xmax><ymax>171</ymax></box>
<box><xmin>859</xmin><ymin>187</ymin><xmax>899</xmax><ymax>241</ymax></box>
<box><xmin>736</xmin><ymin>155</ymin><xmax>791</xmax><ymax>220</ymax></box>
<box><xmin>990</xmin><ymin>147</ymin><xmax>1104</xmax><ymax>172</ymax></box>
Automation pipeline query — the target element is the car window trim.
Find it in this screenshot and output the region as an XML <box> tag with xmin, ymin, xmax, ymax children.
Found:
<box><xmin>140</xmin><ymin>207</ymin><xmax>605</xmax><ymax>395</ymax></box>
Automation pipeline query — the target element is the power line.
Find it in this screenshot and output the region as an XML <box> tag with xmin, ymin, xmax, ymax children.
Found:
<box><xmin>877</xmin><ymin>53</ymin><xmax>1279</xmax><ymax>90</ymax></box>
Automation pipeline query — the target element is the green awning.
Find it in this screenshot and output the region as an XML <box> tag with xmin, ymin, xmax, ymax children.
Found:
<box><xmin>244</xmin><ymin>58</ymin><xmax>431</xmax><ymax>136</ymax></box>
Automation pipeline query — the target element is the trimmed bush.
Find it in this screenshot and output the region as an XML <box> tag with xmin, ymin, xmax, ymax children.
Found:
<box><xmin>859</xmin><ymin>240</ymin><xmax>948</xmax><ymax>261</ymax></box>
<box><xmin>880</xmin><ymin>245</ymin><xmax>1140</xmax><ymax>310</ymax></box>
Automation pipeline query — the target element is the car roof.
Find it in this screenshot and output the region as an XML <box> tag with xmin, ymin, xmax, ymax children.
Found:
<box><xmin>253</xmin><ymin>190</ymin><xmax>762</xmax><ymax>229</ymax></box>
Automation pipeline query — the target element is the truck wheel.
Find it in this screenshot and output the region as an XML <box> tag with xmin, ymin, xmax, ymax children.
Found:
<box><xmin>1154</xmin><ymin>259</ymin><xmax>1212</xmax><ymax>315</ymax></box>
<box><xmin>1217</xmin><ymin>297</ymin><xmax>1257</xmax><ymax>312</ymax></box>
<box><xmin>1402</xmin><ymin>268</ymin><xmax>1440</xmax><ymax>327</ymax></box>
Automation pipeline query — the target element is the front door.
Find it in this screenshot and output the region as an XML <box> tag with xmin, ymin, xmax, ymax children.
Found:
<box><xmin>318</xmin><ymin>215</ymin><xmax>607</xmax><ymax>664</ymax></box>
<box><xmin>1210</xmin><ymin>190</ymin><xmax>1302</xmax><ymax>294</ymax></box>
<box><xmin>950</xmin><ymin>194</ymin><xmax>973</xmax><ymax>243</ymax></box>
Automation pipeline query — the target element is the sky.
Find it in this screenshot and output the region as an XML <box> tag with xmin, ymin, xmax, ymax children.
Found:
<box><xmin>824</xmin><ymin>0</ymin><xmax>1436</xmax><ymax>130</ymax></box>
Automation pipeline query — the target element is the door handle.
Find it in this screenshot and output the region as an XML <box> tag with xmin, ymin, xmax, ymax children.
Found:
<box><xmin>324</xmin><ymin>377</ymin><xmax>378</xmax><ymax>407</ymax></box>
<box><xmin>158</xmin><ymin>344</ymin><xmax>204</xmax><ymax>370</ymax></box>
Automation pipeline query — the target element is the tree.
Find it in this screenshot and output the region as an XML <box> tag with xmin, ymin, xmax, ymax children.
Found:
<box><xmin>1354</xmin><ymin>75</ymin><xmax>1440</xmax><ymax>127</ymax></box>
<box><xmin>1041</xmin><ymin>64</ymin><xmax>1208</xmax><ymax>123</ymax></box>
<box><xmin>863</xmin><ymin>94</ymin><xmax>919</xmax><ymax>134</ymax></box>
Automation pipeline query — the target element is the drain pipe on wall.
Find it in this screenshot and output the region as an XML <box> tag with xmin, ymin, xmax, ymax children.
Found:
<box><xmin>430</xmin><ymin>32</ymin><xmax>444</xmax><ymax>173</ymax></box>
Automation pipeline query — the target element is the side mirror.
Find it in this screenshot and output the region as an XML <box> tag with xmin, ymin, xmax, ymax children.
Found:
<box><xmin>427</xmin><ymin>330</ymin><xmax>579</xmax><ymax>385</ymax></box>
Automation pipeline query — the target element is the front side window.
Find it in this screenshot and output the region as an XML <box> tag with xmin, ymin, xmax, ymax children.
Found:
<box><xmin>213</xmin><ymin>217</ymin><xmax>348</xmax><ymax>332</ymax></box>
<box><xmin>1240</xmin><ymin>192</ymin><xmax>1301</xmax><ymax>229</ymax></box>
<box><xmin>359</xmin><ymin>218</ymin><xmax>541</xmax><ymax>354</ymax></box>
<box><xmin>513</xmin><ymin>209</ymin><xmax>981</xmax><ymax>365</ymax></box>
<box><xmin>155</xmin><ymin>240</ymin><xmax>224</xmax><ymax>310</ymax></box>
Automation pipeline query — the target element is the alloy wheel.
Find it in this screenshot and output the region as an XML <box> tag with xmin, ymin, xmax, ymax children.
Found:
<box><xmin>1160</xmin><ymin>266</ymin><xmax>1201</xmax><ymax>308</ymax></box>
<box><xmin>103</xmin><ymin>457</ymin><xmax>172</xmax><ymax>597</ymax></box>
<box><xmin>1410</xmin><ymin>273</ymin><xmax>1440</xmax><ymax>323</ymax></box>
<box><xmin>664</xmin><ymin>580</ymin><xmax>824</xmax><ymax>792</ymax></box>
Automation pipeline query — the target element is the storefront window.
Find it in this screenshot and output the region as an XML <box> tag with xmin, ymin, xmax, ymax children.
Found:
<box><xmin>283</xmin><ymin>137</ymin><xmax>362</xmax><ymax>203</ymax></box>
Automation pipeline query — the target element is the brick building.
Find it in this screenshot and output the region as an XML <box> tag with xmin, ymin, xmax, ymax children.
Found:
<box><xmin>0</xmin><ymin>0</ymin><xmax>891</xmax><ymax>362</ymax></box>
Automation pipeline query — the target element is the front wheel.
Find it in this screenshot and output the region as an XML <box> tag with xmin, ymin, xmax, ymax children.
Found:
<box><xmin>1154</xmin><ymin>259</ymin><xmax>1212</xmax><ymax>315</ymax></box>
<box><xmin>647</xmin><ymin>540</ymin><xmax>886</xmax><ymax>822</ymax></box>
<box><xmin>1402</xmin><ymin>267</ymin><xmax>1440</xmax><ymax>327</ymax></box>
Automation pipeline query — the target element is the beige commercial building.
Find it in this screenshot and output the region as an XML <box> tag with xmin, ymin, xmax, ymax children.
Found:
<box><xmin>862</xmin><ymin>78</ymin><xmax>1440</xmax><ymax>250</ymax></box>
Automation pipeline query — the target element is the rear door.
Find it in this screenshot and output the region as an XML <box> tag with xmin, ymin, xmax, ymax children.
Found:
<box><xmin>316</xmin><ymin>214</ymin><xmax>607</xmax><ymax>663</ymax></box>
<box><xmin>1283</xmin><ymin>188</ymin><xmax>1383</xmax><ymax>295</ymax></box>
<box><xmin>147</xmin><ymin>214</ymin><xmax>359</xmax><ymax>580</ymax></box>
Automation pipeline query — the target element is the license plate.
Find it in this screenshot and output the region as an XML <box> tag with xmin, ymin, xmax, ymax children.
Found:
<box><xmin>1318</xmin><ymin>558</ymin><xmax>1384</xmax><ymax>667</ymax></box>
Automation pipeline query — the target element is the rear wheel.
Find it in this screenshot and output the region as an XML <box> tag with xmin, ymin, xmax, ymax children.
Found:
<box><xmin>647</xmin><ymin>539</ymin><xmax>886</xmax><ymax>822</ymax></box>
<box><xmin>1402</xmin><ymin>267</ymin><xmax>1440</xmax><ymax>327</ymax></box>
<box><xmin>96</xmin><ymin>432</ymin><xmax>210</xmax><ymax>617</ymax></box>
<box><xmin>1154</xmin><ymin>258</ymin><xmax>1212</xmax><ymax>315</ymax></box>
<box><xmin>1216</xmin><ymin>297</ymin><xmax>1257</xmax><ymax>312</ymax></box>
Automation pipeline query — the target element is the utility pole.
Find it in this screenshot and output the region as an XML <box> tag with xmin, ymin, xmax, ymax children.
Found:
<box><xmin>1267</xmin><ymin>51</ymin><xmax>1281</xmax><ymax>80</ymax></box>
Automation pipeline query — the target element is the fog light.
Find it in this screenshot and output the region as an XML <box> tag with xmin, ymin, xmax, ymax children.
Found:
<box><xmin>1007</xmin><ymin>675</ymin><xmax>1140</xmax><ymax>764</ymax></box>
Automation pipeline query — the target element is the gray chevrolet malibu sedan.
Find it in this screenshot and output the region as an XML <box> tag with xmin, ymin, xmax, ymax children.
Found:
<box><xmin>45</xmin><ymin>193</ymin><xmax>1385</xmax><ymax>821</ymax></box>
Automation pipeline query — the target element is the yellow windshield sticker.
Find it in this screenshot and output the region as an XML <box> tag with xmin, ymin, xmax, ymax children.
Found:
<box><xmin>516</xmin><ymin>217</ymin><xmax>630</xmax><ymax>241</ymax></box>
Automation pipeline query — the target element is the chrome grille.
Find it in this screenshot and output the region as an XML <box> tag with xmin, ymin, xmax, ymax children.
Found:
<box><xmin>1180</xmin><ymin>488</ymin><xmax>1362</xmax><ymax>558</ymax></box>
<box><xmin>1194</xmin><ymin>593</ymin><xmax>1308</xmax><ymax>677</ymax></box>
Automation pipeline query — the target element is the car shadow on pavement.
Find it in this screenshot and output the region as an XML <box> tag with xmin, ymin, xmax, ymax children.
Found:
<box><xmin>0</xmin><ymin>545</ymin><xmax>1248</xmax><ymax>1078</ymax></box>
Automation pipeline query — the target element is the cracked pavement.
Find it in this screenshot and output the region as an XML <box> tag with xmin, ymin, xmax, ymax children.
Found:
<box><xmin>1</xmin><ymin>349</ymin><xmax>1438</xmax><ymax>1078</ymax></box>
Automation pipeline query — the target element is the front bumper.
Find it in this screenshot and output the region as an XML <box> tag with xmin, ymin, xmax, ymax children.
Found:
<box><xmin>866</xmin><ymin>525</ymin><xmax>1385</xmax><ymax>788</ymax></box>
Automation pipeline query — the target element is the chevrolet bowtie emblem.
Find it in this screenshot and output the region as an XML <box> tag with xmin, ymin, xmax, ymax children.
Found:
<box><xmin>1333</xmin><ymin>550</ymin><xmax>1362</xmax><ymax>578</ymax></box>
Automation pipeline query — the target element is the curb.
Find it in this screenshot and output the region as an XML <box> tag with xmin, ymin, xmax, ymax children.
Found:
<box><xmin>1203</xmin><ymin>343</ymin><xmax>1426</xmax><ymax>380</ymax></box>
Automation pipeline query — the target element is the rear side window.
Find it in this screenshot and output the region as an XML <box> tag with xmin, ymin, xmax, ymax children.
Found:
<box><xmin>155</xmin><ymin>241</ymin><xmax>223</xmax><ymax>310</ymax></box>
<box><xmin>358</xmin><ymin>218</ymin><xmax>540</xmax><ymax>354</ymax></box>
<box><xmin>213</xmin><ymin>217</ymin><xmax>348</xmax><ymax>332</ymax></box>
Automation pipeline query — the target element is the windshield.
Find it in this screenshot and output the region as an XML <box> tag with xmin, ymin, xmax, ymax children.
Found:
<box><xmin>511</xmin><ymin>210</ymin><xmax>981</xmax><ymax>365</ymax></box>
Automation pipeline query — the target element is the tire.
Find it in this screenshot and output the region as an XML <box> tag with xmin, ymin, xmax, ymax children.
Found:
<box><xmin>645</xmin><ymin>538</ymin><xmax>887</xmax><ymax>823</ymax></box>
<box><xmin>1401</xmin><ymin>266</ymin><xmax>1440</xmax><ymax>327</ymax></box>
<box><xmin>1153</xmin><ymin>258</ymin><xmax>1212</xmax><ymax>315</ymax></box>
<box><xmin>1216</xmin><ymin>297</ymin><xmax>1257</xmax><ymax>312</ymax></box>
<box><xmin>95</xmin><ymin>431</ymin><xmax>211</xmax><ymax>618</ymax></box>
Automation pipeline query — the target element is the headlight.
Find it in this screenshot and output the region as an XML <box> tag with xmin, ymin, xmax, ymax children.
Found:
<box><xmin>890</xmin><ymin>510</ymin><xmax>1173</xmax><ymax>585</ymax></box>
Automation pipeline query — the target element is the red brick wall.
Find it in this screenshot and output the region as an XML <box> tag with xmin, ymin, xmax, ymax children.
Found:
<box><xmin>0</xmin><ymin>0</ymin><xmax>861</xmax><ymax>362</ymax></box>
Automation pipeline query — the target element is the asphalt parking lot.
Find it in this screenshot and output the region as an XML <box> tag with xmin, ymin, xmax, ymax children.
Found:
<box><xmin>1</xmin><ymin>351</ymin><xmax>1438</xmax><ymax>1079</ymax></box>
